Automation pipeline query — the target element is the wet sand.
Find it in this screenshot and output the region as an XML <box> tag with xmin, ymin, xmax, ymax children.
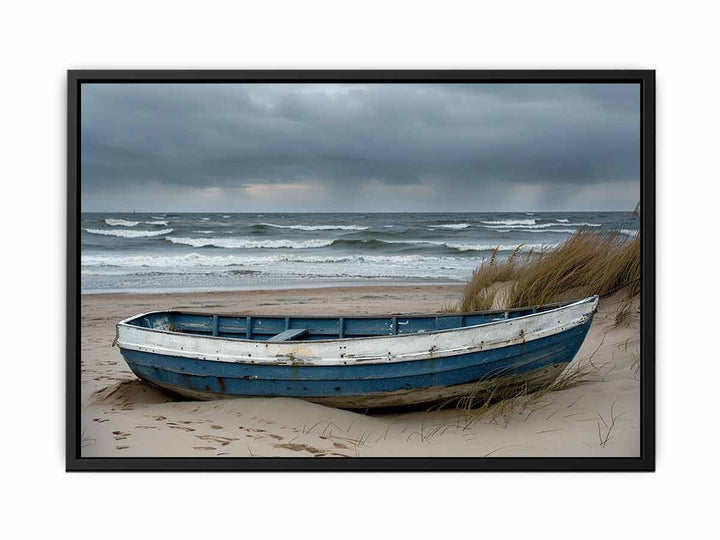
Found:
<box><xmin>80</xmin><ymin>284</ymin><xmax>640</xmax><ymax>457</ymax></box>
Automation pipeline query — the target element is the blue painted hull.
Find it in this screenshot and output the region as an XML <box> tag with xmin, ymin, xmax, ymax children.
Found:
<box><xmin>119</xmin><ymin>318</ymin><xmax>592</xmax><ymax>408</ymax></box>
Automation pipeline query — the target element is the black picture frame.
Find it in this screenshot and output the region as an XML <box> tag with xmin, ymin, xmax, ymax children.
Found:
<box><xmin>67</xmin><ymin>69</ymin><xmax>655</xmax><ymax>472</ymax></box>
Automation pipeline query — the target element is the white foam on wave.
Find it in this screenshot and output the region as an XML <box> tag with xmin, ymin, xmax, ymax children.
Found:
<box><xmin>445</xmin><ymin>242</ymin><xmax>558</xmax><ymax>252</ymax></box>
<box><xmin>494</xmin><ymin>228</ymin><xmax>576</xmax><ymax>234</ymax></box>
<box><xmin>481</xmin><ymin>219</ymin><xmax>536</xmax><ymax>226</ymax></box>
<box><xmin>376</xmin><ymin>239</ymin><xmax>557</xmax><ymax>252</ymax></box>
<box><xmin>482</xmin><ymin>221</ymin><xmax>601</xmax><ymax>230</ymax></box>
<box><xmin>166</xmin><ymin>237</ymin><xmax>334</xmax><ymax>249</ymax></box>
<box><xmin>145</xmin><ymin>220</ymin><xmax>168</xmax><ymax>225</ymax></box>
<box><xmin>222</xmin><ymin>215</ymin><xmax>231</xmax><ymax>218</ymax></box>
<box><xmin>82</xmin><ymin>253</ymin><xmax>245</xmax><ymax>268</ymax></box>
<box><xmin>201</xmin><ymin>217</ymin><xmax>211</xmax><ymax>221</ymax></box>
<box><xmin>428</xmin><ymin>223</ymin><xmax>470</xmax><ymax>230</ymax></box>
<box><xmin>85</xmin><ymin>228</ymin><xmax>173</xmax><ymax>238</ymax></box>
<box><xmin>556</xmin><ymin>218</ymin><xmax>570</xmax><ymax>223</ymax></box>
<box><xmin>260</xmin><ymin>222</ymin><xmax>368</xmax><ymax>231</ymax></box>
<box><xmin>81</xmin><ymin>252</ymin><xmax>465</xmax><ymax>268</ymax></box>
<box><xmin>104</xmin><ymin>218</ymin><xmax>139</xmax><ymax>227</ymax></box>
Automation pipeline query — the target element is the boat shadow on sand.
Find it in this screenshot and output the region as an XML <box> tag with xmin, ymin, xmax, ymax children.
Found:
<box><xmin>89</xmin><ymin>378</ymin><xmax>179</xmax><ymax>408</ymax></box>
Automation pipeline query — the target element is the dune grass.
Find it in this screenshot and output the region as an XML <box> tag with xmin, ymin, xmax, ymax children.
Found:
<box><xmin>451</xmin><ymin>245</ymin><xmax>520</xmax><ymax>312</ymax></box>
<box><xmin>452</xmin><ymin>230</ymin><xmax>640</xmax><ymax>312</ymax></box>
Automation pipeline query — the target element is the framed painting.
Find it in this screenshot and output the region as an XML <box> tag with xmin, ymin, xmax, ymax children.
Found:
<box><xmin>67</xmin><ymin>70</ymin><xmax>655</xmax><ymax>471</ymax></box>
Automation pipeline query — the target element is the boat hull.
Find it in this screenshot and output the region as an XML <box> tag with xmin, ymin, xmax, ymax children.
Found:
<box><xmin>119</xmin><ymin>317</ymin><xmax>592</xmax><ymax>408</ymax></box>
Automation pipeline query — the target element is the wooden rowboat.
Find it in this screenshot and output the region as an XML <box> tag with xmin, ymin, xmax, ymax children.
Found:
<box><xmin>116</xmin><ymin>296</ymin><xmax>598</xmax><ymax>409</ymax></box>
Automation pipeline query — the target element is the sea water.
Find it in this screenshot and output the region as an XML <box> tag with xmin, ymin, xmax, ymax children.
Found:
<box><xmin>80</xmin><ymin>212</ymin><xmax>638</xmax><ymax>293</ymax></box>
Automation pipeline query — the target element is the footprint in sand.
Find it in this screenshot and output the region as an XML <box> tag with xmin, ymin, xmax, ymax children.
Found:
<box><xmin>195</xmin><ymin>435</ymin><xmax>239</xmax><ymax>446</ymax></box>
<box><xmin>168</xmin><ymin>424</ymin><xmax>196</xmax><ymax>432</ymax></box>
<box><xmin>273</xmin><ymin>442</ymin><xmax>350</xmax><ymax>457</ymax></box>
<box><xmin>274</xmin><ymin>442</ymin><xmax>324</xmax><ymax>454</ymax></box>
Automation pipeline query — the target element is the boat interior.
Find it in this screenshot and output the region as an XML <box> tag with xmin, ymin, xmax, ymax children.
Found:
<box><xmin>122</xmin><ymin>300</ymin><xmax>573</xmax><ymax>342</ymax></box>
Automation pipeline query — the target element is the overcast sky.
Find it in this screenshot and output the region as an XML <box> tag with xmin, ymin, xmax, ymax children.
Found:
<box><xmin>81</xmin><ymin>83</ymin><xmax>640</xmax><ymax>212</ymax></box>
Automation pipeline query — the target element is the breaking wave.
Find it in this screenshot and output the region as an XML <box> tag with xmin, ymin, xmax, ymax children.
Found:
<box><xmin>85</xmin><ymin>228</ymin><xmax>174</xmax><ymax>238</ymax></box>
<box><xmin>161</xmin><ymin>235</ymin><xmax>557</xmax><ymax>254</ymax></box>
<box><xmin>444</xmin><ymin>241</ymin><xmax>558</xmax><ymax>252</ymax></box>
<box><xmin>259</xmin><ymin>222</ymin><xmax>368</xmax><ymax>231</ymax></box>
<box><xmin>428</xmin><ymin>223</ymin><xmax>471</xmax><ymax>230</ymax></box>
<box><xmin>81</xmin><ymin>252</ymin><xmax>462</xmax><ymax>268</ymax></box>
<box><xmin>104</xmin><ymin>218</ymin><xmax>139</xmax><ymax>227</ymax></box>
<box><xmin>331</xmin><ymin>238</ymin><xmax>556</xmax><ymax>253</ymax></box>
<box><xmin>482</xmin><ymin>222</ymin><xmax>601</xmax><ymax>230</ymax></box>
<box><xmin>481</xmin><ymin>219</ymin><xmax>536</xmax><ymax>226</ymax></box>
<box><xmin>166</xmin><ymin>237</ymin><xmax>334</xmax><ymax>249</ymax></box>
<box><xmin>495</xmin><ymin>228</ymin><xmax>576</xmax><ymax>234</ymax></box>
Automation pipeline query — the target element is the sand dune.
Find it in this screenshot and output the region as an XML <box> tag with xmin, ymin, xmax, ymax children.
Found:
<box><xmin>80</xmin><ymin>285</ymin><xmax>639</xmax><ymax>457</ymax></box>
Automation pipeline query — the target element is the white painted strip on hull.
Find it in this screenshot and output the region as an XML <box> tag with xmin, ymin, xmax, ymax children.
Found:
<box><xmin>117</xmin><ymin>296</ymin><xmax>597</xmax><ymax>367</ymax></box>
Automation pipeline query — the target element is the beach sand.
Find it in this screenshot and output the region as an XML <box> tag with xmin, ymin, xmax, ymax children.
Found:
<box><xmin>80</xmin><ymin>284</ymin><xmax>640</xmax><ymax>457</ymax></box>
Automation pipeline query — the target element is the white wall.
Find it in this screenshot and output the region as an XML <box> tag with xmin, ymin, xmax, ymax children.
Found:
<box><xmin>2</xmin><ymin>1</ymin><xmax>716</xmax><ymax>538</ymax></box>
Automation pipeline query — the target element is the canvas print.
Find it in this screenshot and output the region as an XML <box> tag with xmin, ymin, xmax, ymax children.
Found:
<box><xmin>78</xmin><ymin>81</ymin><xmax>642</xmax><ymax>460</ymax></box>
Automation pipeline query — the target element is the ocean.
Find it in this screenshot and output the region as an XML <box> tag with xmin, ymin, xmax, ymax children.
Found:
<box><xmin>80</xmin><ymin>212</ymin><xmax>639</xmax><ymax>293</ymax></box>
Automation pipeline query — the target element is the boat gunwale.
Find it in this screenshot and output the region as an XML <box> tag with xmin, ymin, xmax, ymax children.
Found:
<box><xmin>123</xmin><ymin>299</ymin><xmax>571</xmax><ymax>321</ymax></box>
<box><xmin>117</xmin><ymin>296</ymin><xmax>598</xmax><ymax>346</ymax></box>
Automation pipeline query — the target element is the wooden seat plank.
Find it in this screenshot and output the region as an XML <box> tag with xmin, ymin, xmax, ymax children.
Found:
<box><xmin>267</xmin><ymin>328</ymin><xmax>308</xmax><ymax>342</ymax></box>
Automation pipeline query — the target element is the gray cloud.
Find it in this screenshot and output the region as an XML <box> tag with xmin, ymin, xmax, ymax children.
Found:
<box><xmin>81</xmin><ymin>82</ymin><xmax>639</xmax><ymax>211</ymax></box>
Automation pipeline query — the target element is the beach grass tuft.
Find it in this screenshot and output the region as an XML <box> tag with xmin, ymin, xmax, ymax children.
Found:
<box><xmin>452</xmin><ymin>230</ymin><xmax>640</xmax><ymax>312</ymax></box>
<box><xmin>455</xmin><ymin>244</ymin><xmax>521</xmax><ymax>311</ymax></box>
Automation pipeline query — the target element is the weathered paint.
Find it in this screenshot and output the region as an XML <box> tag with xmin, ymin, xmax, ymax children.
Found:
<box><xmin>141</xmin><ymin>363</ymin><xmax>571</xmax><ymax>408</ymax></box>
<box><xmin>116</xmin><ymin>296</ymin><xmax>597</xmax><ymax>408</ymax></box>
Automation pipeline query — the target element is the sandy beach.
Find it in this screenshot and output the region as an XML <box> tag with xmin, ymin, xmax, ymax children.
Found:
<box><xmin>80</xmin><ymin>284</ymin><xmax>640</xmax><ymax>458</ymax></box>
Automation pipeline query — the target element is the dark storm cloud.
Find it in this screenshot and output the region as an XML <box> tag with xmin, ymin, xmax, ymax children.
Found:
<box><xmin>81</xmin><ymin>82</ymin><xmax>639</xmax><ymax>211</ymax></box>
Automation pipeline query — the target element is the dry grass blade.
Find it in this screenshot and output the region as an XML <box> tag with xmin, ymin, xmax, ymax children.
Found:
<box><xmin>597</xmin><ymin>399</ymin><xmax>624</xmax><ymax>447</ymax></box>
